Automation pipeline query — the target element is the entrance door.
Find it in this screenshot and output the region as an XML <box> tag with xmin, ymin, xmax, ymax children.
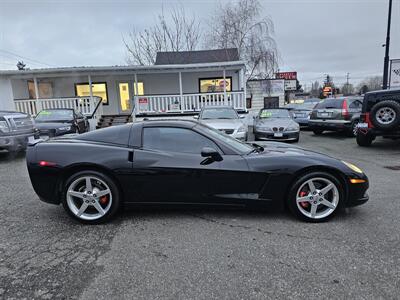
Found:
<box><xmin>117</xmin><ymin>81</ymin><xmax>145</xmax><ymax>114</ymax></box>
<box><xmin>118</xmin><ymin>82</ymin><xmax>131</xmax><ymax>113</ymax></box>
<box><xmin>263</xmin><ymin>97</ymin><xmax>279</xmax><ymax>108</ymax></box>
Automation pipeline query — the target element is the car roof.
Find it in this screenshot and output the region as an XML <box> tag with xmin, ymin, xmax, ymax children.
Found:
<box><xmin>39</xmin><ymin>108</ymin><xmax>74</xmax><ymax>111</ymax></box>
<box><xmin>137</xmin><ymin>119</ymin><xmax>198</xmax><ymax>128</ymax></box>
<box><xmin>200</xmin><ymin>106</ymin><xmax>236</xmax><ymax>110</ymax></box>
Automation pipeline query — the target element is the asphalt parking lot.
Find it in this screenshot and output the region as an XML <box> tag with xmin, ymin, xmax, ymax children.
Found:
<box><xmin>1</xmin><ymin>131</ymin><xmax>400</xmax><ymax>299</ymax></box>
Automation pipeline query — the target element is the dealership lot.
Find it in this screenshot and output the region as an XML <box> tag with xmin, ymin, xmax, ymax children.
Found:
<box><xmin>0</xmin><ymin>132</ymin><xmax>400</xmax><ymax>299</ymax></box>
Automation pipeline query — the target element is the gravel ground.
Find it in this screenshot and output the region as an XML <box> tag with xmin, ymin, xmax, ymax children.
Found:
<box><xmin>0</xmin><ymin>131</ymin><xmax>399</xmax><ymax>299</ymax></box>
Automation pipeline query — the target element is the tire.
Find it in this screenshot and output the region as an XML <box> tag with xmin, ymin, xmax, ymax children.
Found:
<box><xmin>62</xmin><ymin>170</ymin><xmax>121</xmax><ymax>224</ymax></box>
<box><xmin>356</xmin><ymin>131</ymin><xmax>373</xmax><ymax>147</ymax></box>
<box><xmin>370</xmin><ymin>100</ymin><xmax>400</xmax><ymax>130</ymax></box>
<box><xmin>287</xmin><ymin>171</ymin><xmax>344</xmax><ymax>222</ymax></box>
<box><xmin>346</xmin><ymin>120</ymin><xmax>359</xmax><ymax>137</ymax></box>
<box><xmin>313</xmin><ymin>129</ymin><xmax>324</xmax><ymax>135</ymax></box>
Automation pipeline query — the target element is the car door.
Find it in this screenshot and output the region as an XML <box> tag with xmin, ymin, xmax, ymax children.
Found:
<box><xmin>74</xmin><ymin>111</ymin><xmax>86</xmax><ymax>132</ymax></box>
<box><xmin>128</xmin><ymin>125</ymin><xmax>251</xmax><ymax>205</ymax></box>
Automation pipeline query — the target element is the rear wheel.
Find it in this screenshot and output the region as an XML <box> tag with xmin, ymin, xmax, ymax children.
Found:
<box><xmin>347</xmin><ymin>120</ymin><xmax>359</xmax><ymax>137</ymax></box>
<box><xmin>288</xmin><ymin>172</ymin><xmax>343</xmax><ymax>222</ymax></box>
<box><xmin>356</xmin><ymin>131</ymin><xmax>374</xmax><ymax>147</ymax></box>
<box><xmin>313</xmin><ymin>129</ymin><xmax>324</xmax><ymax>135</ymax></box>
<box><xmin>62</xmin><ymin>171</ymin><xmax>120</xmax><ymax>224</ymax></box>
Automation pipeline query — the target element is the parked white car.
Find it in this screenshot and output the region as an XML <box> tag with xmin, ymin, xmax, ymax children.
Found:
<box><xmin>195</xmin><ymin>106</ymin><xmax>248</xmax><ymax>141</ymax></box>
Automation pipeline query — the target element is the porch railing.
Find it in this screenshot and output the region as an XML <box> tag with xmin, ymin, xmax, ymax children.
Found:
<box><xmin>14</xmin><ymin>96</ymin><xmax>103</xmax><ymax>118</ymax></box>
<box><xmin>133</xmin><ymin>91</ymin><xmax>246</xmax><ymax>115</ymax></box>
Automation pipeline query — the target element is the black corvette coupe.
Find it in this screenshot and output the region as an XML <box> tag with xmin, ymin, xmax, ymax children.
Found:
<box><xmin>26</xmin><ymin>120</ymin><xmax>369</xmax><ymax>224</ymax></box>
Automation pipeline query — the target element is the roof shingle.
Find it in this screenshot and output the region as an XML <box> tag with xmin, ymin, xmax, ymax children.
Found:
<box><xmin>155</xmin><ymin>48</ymin><xmax>239</xmax><ymax>65</ymax></box>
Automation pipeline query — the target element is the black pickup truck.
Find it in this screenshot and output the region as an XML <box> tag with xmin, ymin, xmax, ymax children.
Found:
<box><xmin>356</xmin><ymin>89</ymin><xmax>400</xmax><ymax>147</ymax></box>
<box><xmin>0</xmin><ymin>110</ymin><xmax>39</xmax><ymax>152</ymax></box>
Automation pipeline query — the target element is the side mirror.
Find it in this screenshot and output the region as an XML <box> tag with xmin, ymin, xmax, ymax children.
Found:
<box><xmin>201</xmin><ymin>147</ymin><xmax>222</xmax><ymax>162</ymax></box>
<box><xmin>193</xmin><ymin>115</ymin><xmax>199</xmax><ymax>120</ymax></box>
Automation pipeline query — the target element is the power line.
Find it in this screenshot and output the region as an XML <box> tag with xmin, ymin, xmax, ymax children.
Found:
<box><xmin>0</xmin><ymin>49</ymin><xmax>53</xmax><ymax>67</ymax></box>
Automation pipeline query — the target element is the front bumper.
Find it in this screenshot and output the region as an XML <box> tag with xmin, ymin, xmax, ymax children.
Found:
<box><xmin>254</xmin><ymin>130</ymin><xmax>299</xmax><ymax>141</ymax></box>
<box><xmin>0</xmin><ymin>132</ymin><xmax>38</xmax><ymax>150</ymax></box>
<box><xmin>346</xmin><ymin>177</ymin><xmax>369</xmax><ymax>207</ymax></box>
<box><xmin>38</xmin><ymin>127</ymin><xmax>75</xmax><ymax>137</ymax></box>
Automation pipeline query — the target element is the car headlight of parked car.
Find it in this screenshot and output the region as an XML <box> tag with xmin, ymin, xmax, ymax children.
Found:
<box><xmin>0</xmin><ymin>120</ymin><xmax>10</xmax><ymax>133</ymax></box>
<box><xmin>58</xmin><ymin>126</ymin><xmax>71</xmax><ymax>131</ymax></box>
<box><xmin>342</xmin><ymin>161</ymin><xmax>364</xmax><ymax>174</ymax></box>
<box><xmin>285</xmin><ymin>125</ymin><xmax>299</xmax><ymax>132</ymax></box>
<box><xmin>256</xmin><ymin>126</ymin><xmax>272</xmax><ymax>132</ymax></box>
<box><xmin>237</xmin><ymin>125</ymin><xmax>247</xmax><ymax>133</ymax></box>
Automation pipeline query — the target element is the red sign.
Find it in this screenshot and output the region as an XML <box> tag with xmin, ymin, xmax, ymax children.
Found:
<box><xmin>276</xmin><ymin>72</ymin><xmax>297</xmax><ymax>80</ymax></box>
<box><xmin>138</xmin><ymin>98</ymin><xmax>148</xmax><ymax>104</ymax></box>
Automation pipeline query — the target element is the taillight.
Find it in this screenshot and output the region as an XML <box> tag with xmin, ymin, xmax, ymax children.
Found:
<box><xmin>361</xmin><ymin>112</ymin><xmax>373</xmax><ymax>128</ymax></box>
<box><xmin>341</xmin><ymin>99</ymin><xmax>349</xmax><ymax>120</ymax></box>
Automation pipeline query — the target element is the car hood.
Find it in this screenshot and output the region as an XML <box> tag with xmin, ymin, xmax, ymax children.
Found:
<box><xmin>254</xmin><ymin>118</ymin><xmax>298</xmax><ymax>129</ymax></box>
<box><xmin>35</xmin><ymin>122</ymin><xmax>72</xmax><ymax>130</ymax></box>
<box><xmin>200</xmin><ymin>118</ymin><xmax>245</xmax><ymax>130</ymax></box>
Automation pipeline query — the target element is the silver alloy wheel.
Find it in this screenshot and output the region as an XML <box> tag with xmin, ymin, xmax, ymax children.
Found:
<box><xmin>376</xmin><ymin>107</ymin><xmax>396</xmax><ymax>125</ymax></box>
<box><xmin>66</xmin><ymin>175</ymin><xmax>112</xmax><ymax>221</ymax></box>
<box><xmin>352</xmin><ymin>121</ymin><xmax>359</xmax><ymax>136</ymax></box>
<box><xmin>296</xmin><ymin>177</ymin><xmax>339</xmax><ymax>220</ymax></box>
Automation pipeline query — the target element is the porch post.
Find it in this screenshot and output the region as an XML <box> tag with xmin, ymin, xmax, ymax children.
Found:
<box><xmin>242</xmin><ymin>66</ymin><xmax>247</xmax><ymax>110</ymax></box>
<box><xmin>179</xmin><ymin>71</ymin><xmax>183</xmax><ymax>112</ymax></box>
<box><xmin>33</xmin><ymin>77</ymin><xmax>41</xmax><ymax>113</ymax></box>
<box><xmin>88</xmin><ymin>74</ymin><xmax>94</xmax><ymax>111</ymax></box>
<box><xmin>134</xmin><ymin>73</ymin><xmax>138</xmax><ymax>117</ymax></box>
<box><xmin>223</xmin><ymin>68</ymin><xmax>227</xmax><ymax>105</ymax></box>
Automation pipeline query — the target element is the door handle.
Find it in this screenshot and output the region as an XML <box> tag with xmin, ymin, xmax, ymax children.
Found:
<box><xmin>128</xmin><ymin>151</ymin><xmax>134</xmax><ymax>162</ymax></box>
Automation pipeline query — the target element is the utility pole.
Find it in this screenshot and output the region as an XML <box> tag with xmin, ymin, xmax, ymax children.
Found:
<box><xmin>383</xmin><ymin>0</ymin><xmax>393</xmax><ymax>89</ymax></box>
<box><xmin>346</xmin><ymin>73</ymin><xmax>350</xmax><ymax>86</ymax></box>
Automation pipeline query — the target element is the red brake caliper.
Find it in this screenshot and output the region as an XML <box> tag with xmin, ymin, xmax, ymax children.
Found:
<box><xmin>99</xmin><ymin>196</ymin><xmax>109</xmax><ymax>205</ymax></box>
<box><xmin>299</xmin><ymin>191</ymin><xmax>309</xmax><ymax>208</ymax></box>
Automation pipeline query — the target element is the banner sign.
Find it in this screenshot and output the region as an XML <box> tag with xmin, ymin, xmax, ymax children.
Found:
<box><xmin>276</xmin><ymin>72</ymin><xmax>297</xmax><ymax>80</ymax></box>
<box><xmin>138</xmin><ymin>97</ymin><xmax>149</xmax><ymax>111</ymax></box>
<box><xmin>390</xmin><ymin>59</ymin><xmax>400</xmax><ymax>88</ymax></box>
<box><xmin>284</xmin><ymin>80</ymin><xmax>297</xmax><ymax>91</ymax></box>
<box><xmin>261</xmin><ymin>79</ymin><xmax>285</xmax><ymax>95</ymax></box>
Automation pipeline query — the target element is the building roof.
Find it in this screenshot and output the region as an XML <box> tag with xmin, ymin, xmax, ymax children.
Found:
<box><xmin>155</xmin><ymin>48</ymin><xmax>239</xmax><ymax>65</ymax></box>
<box><xmin>0</xmin><ymin>60</ymin><xmax>245</xmax><ymax>78</ymax></box>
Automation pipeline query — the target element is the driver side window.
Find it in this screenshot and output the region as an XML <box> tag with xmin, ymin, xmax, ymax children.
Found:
<box><xmin>142</xmin><ymin>127</ymin><xmax>220</xmax><ymax>154</ymax></box>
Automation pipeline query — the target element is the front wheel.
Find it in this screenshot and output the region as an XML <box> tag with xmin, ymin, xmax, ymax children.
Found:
<box><xmin>313</xmin><ymin>129</ymin><xmax>324</xmax><ymax>135</ymax></box>
<box><xmin>62</xmin><ymin>171</ymin><xmax>121</xmax><ymax>224</ymax></box>
<box><xmin>287</xmin><ymin>172</ymin><xmax>343</xmax><ymax>222</ymax></box>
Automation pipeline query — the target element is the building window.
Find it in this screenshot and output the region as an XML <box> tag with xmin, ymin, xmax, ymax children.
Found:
<box><xmin>28</xmin><ymin>81</ymin><xmax>53</xmax><ymax>99</ymax></box>
<box><xmin>199</xmin><ymin>77</ymin><xmax>232</xmax><ymax>93</ymax></box>
<box><xmin>75</xmin><ymin>82</ymin><xmax>108</xmax><ymax>105</ymax></box>
<box><xmin>246</xmin><ymin>97</ymin><xmax>252</xmax><ymax>109</ymax></box>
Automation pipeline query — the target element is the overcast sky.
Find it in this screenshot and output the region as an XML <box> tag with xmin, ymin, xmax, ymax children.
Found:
<box><xmin>0</xmin><ymin>0</ymin><xmax>399</xmax><ymax>88</ymax></box>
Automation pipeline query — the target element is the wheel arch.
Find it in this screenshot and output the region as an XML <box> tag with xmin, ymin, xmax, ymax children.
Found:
<box><xmin>57</xmin><ymin>163</ymin><xmax>124</xmax><ymax>202</ymax></box>
<box><xmin>284</xmin><ymin>165</ymin><xmax>350</xmax><ymax>206</ymax></box>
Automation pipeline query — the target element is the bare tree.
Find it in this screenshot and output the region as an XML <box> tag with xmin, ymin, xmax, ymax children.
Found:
<box><xmin>341</xmin><ymin>83</ymin><xmax>354</xmax><ymax>96</ymax></box>
<box><xmin>357</xmin><ymin>76</ymin><xmax>383</xmax><ymax>93</ymax></box>
<box><xmin>124</xmin><ymin>6</ymin><xmax>201</xmax><ymax>65</ymax></box>
<box><xmin>207</xmin><ymin>0</ymin><xmax>279</xmax><ymax>79</ymax></box>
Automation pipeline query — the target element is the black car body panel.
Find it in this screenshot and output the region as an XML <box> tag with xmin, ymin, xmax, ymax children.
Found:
<box><xmin>34</xmin><ymin>109</ymin><xmax>89</xmax><ymax>136</ymax></box>
<box><xmin>27</xmin><ymin>121</ymin><xmax>369</xmax><ymax>210</ymax></box>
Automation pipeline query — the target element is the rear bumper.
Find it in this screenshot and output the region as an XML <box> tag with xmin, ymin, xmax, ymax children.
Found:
<box><xmin>309</xmin><ymin>120</ymin><xmax>352</xmax><ymax>131</ymax></box>
<box><xmin>359</xmin><ymin>127</ymin><xmax>400</xmax><ymax>138</ymax></box>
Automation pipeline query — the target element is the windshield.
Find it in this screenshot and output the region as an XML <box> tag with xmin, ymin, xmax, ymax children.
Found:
<box><xmin>196</xmin><ymin>124</ymin><xmax>253</xmax><ymax>154</ymax></box>
<box><xmin>200</xmin><ymin>108</ymin><xmax>238</xmax><ymax>120</ymax></box>
<box><xmin>35</xmin><ymin>110</ymin><xmax>74</xmax><ymax>121</ymax></box>
<box><xmin>259</xmin><ymin>109</ymin><xmax>290</xmax><ymax>119</ymax></box>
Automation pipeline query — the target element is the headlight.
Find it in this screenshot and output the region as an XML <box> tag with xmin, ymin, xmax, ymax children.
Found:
<box><xmin>285</xmin><ymin>126</ymin><xmax>299</xmax><ymax>132</ymax></box>
<box><xmin>237</xmin><ymin>125</ymin><xmax>247</xmax><ymax>133</ymax></box>
<box><xmin>58</xmin><ymin>126</ymin><xmax>71</xmax><ymax>131</ymax></box>
<box><xmin>0</xmin><ymin>121</ymin><xmax>10</xmax><ymax>133</ymax></box>
<box><xmin>256</xmin><ymin>126</ymin><xmax>272</xmax><ymax>132</ymax></box>
<box><xmin>342</xmin><ymin>161</ymin><xmax>363</xmax><ymax>174</ymax></box>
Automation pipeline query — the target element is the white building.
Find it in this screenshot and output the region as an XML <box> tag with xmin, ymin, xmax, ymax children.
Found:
<box><xmin>0</xmin><ymin>49</ymin><xmax>247</xmax><ymax>127</ymax></box>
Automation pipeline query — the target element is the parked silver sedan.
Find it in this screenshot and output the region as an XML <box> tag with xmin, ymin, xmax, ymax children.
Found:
<box><xmin>195</xmin><ymin>106</ymin><xmax>248</xmax><ymax>141</ymax></box>
<box><xmin>253</xmin><ymin>109</ymin><xmax>300</xmax><ymax>142</ymax></box>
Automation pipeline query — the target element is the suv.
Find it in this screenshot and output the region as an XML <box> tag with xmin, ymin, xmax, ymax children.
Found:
<box><xmin>309</xmin><ymin>97</ymin><xmax>363</xmax><ymax>137</ymax></box>
<box><xmin>0</xmin><ymin>110</ymin><xmax>39</xmax><ymax>152</ymax></box>
<box><xmin>356</xmin><ymin>89</ymin><xmax>400</xmax><ymax>147</ymax></box>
